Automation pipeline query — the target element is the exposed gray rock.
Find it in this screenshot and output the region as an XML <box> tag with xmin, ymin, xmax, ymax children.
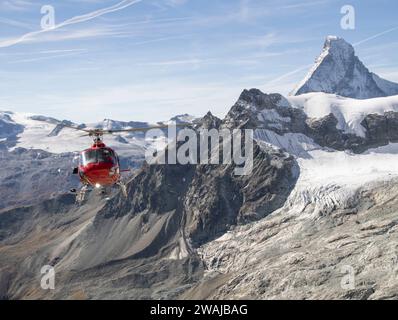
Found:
<box><xmin>361</xmin><ymin>112</ymin><xmax>398</xmax><ymax>149</ymax></box>
<box><xmin>102</xmin><ymin>133</ymin><xmax>297</xmax><ymax>248</ymax></box>
<box><xmin>231</xmin><ymin>88</ymin><xmax>398</xmax><ymax>153</ymax></box>
<box><xmin>195</xmin><ymin>111</ymin><xmax>222</xmax><ymax>130</ymax></box>
<box><xmin>0</xmin><ymin>112</ymin><xmax>24</xmax><ymax>149</ymax></box>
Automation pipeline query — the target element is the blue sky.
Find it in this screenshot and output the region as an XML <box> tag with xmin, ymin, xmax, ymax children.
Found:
<box><xmin>0</xmin><ymin>0</ymin><xmax>397</xmax><ymax>123</ymax></box>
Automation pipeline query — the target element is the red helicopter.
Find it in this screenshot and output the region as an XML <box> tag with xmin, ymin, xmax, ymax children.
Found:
<box><xmin>47</xmin><ymin>122</ymin><xmax>186</xmax><ymax>203</ymax></box>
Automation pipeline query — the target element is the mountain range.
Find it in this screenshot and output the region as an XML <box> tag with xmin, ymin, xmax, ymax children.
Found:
<box><xmin>1</xmin><ymin>36</ymin><xmax>398</xmax><ymax>299</ymax></box>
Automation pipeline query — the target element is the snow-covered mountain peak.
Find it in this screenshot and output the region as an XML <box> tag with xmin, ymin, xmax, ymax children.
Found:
<box><xmin>291</xmin><ymin>36</ymin><xmax>398</xmax><ymax>99</ymax></box>
<box><xmin>195</xmin><ymin>111</ymin><xmax>221</xmax><ymax>130</ymax></box>
<box><xmin>324</xmin><ymin>35</ymin><xmax>353</xmax><ymax>54</ymax></box>
<box><xmin>237</xmin><ymin>89</ymin><xmax>290</xmax><ymax>110</ymax></box>
<box><xmin>168</xmin><ymin>113</ymin><xmax>197</xmax><ymax>124</ymax></box>
<box><xmin>322</xmin><ymin>36</ymin><xmax>355</xmax><ymax>67</ymax></box>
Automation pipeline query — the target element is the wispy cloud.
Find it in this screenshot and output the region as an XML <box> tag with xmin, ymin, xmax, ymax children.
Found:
<box><xmin>165</xmin><ymin>0</ymin><xmax>188</xmax><ymax>7</ymax></box>
<box><xmin>279</xmin><ymin>0</ymin><xmax>330</xmax><ymax>10</ymax></box>
<box><xmin>264</xmin><ymin>64</ymin><xmax>313</xmax><ymax>86</ymax></box>
<box><xmin>0</xmin><ymin>0</ymin><xmax>35</xmax><ymax>12</ymax></box>
<box><xmin>137</xmin><ymin>58</ymin><xmax>205</xmax><ymax>66</ymax></box>
<box><xmin>0</xmin><ymin>17</ymin><xmax>34</xmax><ymax>29</ymax></box>
<box><xmin>353</xmin><ymin>26</ymin><xmax>398</xmax><ymax>47</ymax></box>
<box><xmin>21</xmin><ymin>25</ymin><xmax>132</xmax><ymax>43</ymax></box>
<box><xmin>8</xmin><ymin>51</ymin><xmax>86</xmax><ymax>64</ymax></box>
<box><xmin>10</xmin><ymin>80</ymin><xmax>244</xmax><ymax>122</ymax></box>
<box><xmin>0</xmin><ymin>48</ymin><xmax>87</xmax><ymax>57</ymax></box>
<box><xmin>371</xmin><ymin>68</ymin><xmax>398</xmax><ymax>82</ymax></box>
<box><xmin>240</xmin><ymin>33</ymin><xmax>278</xmax><ymax>48</ymax></box>
<box><xmin>37</xmin><ymin>48</ymin><xmax>88</xmax><ymax>54</ymax></box>
<box><xmin>0</xmin><ymin>0</ymin><xmax>143</xmax><ymax>48</ymax></box>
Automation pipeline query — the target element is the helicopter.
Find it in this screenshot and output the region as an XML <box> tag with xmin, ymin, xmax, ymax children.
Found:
<box><xmin>44</xmin><ymin>121</ymin><xmax>189</xmax><ymax>203</ymax></box>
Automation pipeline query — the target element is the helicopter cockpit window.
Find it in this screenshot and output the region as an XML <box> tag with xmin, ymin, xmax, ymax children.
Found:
<box><xmin>98</xmin><ymin>148</ymin><xmax>115</xmax><ymax>163</ymax></box>
<box><xmin>81</xmin><ymin>149</ymin><xmax>116</xmax><ymax>165</ymax></box>
<box><xmin>81</xmin><ymin>150</ymin><xmax>97</xmax><ymax>165</ymax></box>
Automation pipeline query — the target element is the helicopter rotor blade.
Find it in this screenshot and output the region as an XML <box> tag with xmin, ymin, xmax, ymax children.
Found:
<box><xmin>33</xmin><ymin>118</ymin><xmax>92</xmax><ymax>133</ymax></box>
<box><xmin>33</xmin><ymin>117</ymin><xmax>192</xmax><ymax>137</ymax></box>
<box><xmin>73</xmin><ymin>123</ymin><xmax>192</xmax><ymax>137</ymax></box>
<box><xmin>103</xmin><ymin>123</ymin><xmax>192</xmax><ymax>134</ymax></box>
<box><xmin>59</xmin><ymin>123</ymin><xmax>92</xmax><ymax>133</ymax></box>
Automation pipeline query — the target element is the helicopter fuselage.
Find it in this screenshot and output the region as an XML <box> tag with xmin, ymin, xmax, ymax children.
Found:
<box><xmin>77</xmin><ymin>143</ymin><xmax>121</xmax><ymax>188</ymax></box>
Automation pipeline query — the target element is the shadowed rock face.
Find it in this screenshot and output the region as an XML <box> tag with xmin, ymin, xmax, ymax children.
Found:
<box><xmin>0</xmin><ymin>113</ymin><xmax>23</xmax><ymax>137</ymax></box>
<box><xmin>361</xmin><ymin>112</ymin><xmax>398</xmax><ymax>147</ymax></box>
<box><xmin>306</xmin><ymin>112</ymin><xmax>398</xmax><ymax>153</ymax></box>
<box><xmin>103</xmin><ymin>142</ymin><xmax>297</xmax><ymax>248</ymax></box>
<box><xmin>100</xmin><ymin>111</ymin><xmax>298</xmax><ymax>248</ymax></box>
<box><xmin>0</xmin><ymin>113</ymin><xmax>24</xmax><ymax>150</ymax></box>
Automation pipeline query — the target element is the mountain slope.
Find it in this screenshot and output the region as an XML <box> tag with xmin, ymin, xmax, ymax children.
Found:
<box><xmin>193</xmin><ymin>177</ymin><xmax>398</xmax><ymax>299</ymax></box>
<box><xmin>0</xmin><ymin>109</ymin><xmax>298</xmax><ymax>299</ymax></box>
<box><xmin>292</xmin><ymin>36</ymin><xmax>398</xmax><ymax>99</ymax></box>
<box><xmin>0</xmin><ymin>148</ymin><xmax>79</xmax><ymax>210</ymax></box>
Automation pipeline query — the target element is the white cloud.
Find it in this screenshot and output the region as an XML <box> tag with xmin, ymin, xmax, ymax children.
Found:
<box><xmin>372</xmin><ymin>68</ymin><xmax>398</xmax><ymax>82</ymax></box>
<box><xmin>8</xmin><ymin>50</ymin><xmax>87</xmax><ymax>64</ymax></box>
<box><xmin>0</xmin><ymin>0</ymin><xmax>143</xmax><ymax>48</ymax></box>
<box><xmin>0</xmin><ymin>17</ymin><xmax>34</xmax><ymax>29</ymax></box>
<box><xmin>279</xmin><ymin>0</ymin><xmax>330</xmax><ymax>10</ymax></box>
<box><xmin>166</xmin><ymin>0</ymin><xmax>187</xmax><ymax>6</ymax></box>
<box><xmin>354</xmin><ymin>26</ymin><xmax>398</xmax><ymax>47</ymax></box>
<box><xmin>136</xmin><ymin>58</ymin><xmax>205</xmax><ymax>66</ymax></box>
<box><xmin>5</xmin><ymin>80</ymin><xmax>244</xmax><ymax>123</ymax></box>
<box><xmin>0</xmin><ymin>0</ymin><xmax>35</xmax><ymax>12</ymax></box>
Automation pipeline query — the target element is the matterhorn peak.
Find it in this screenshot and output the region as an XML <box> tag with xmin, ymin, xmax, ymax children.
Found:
<box><xmin>324</xmin><ymin>35</ymin><xmax>351</xmax><ymax>47</ymax></box>
<box><xmin>291</xmin><ymin>36</ymin><xmax>398</xmax><ymax>99</ymax></box>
